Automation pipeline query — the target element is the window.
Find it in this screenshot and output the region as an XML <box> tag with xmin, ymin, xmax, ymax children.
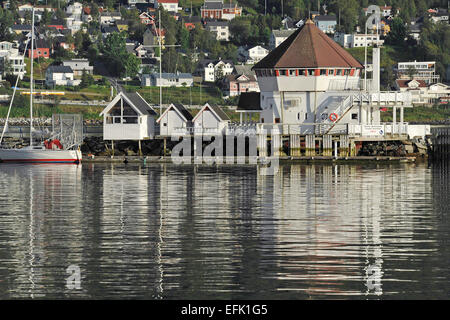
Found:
<box><xmin>351</xmin><ymin>113</ymin><xmax>358</xmax><ymax>120</ymax></box>
<box><xmin>297</xmin><ymin>113</ymin><xmax>301</xmax><ymax>120</ymax></box>
<box><xmin>320</xmin><ymin>69</ymin><xmax>327</xmax><ymax>75</ymax></box>
<box><xmin>275</xmin><ymin>118</ymin><xmax>280</xmax><ymax>123</ymax></box>
<box><xmin>305</xmin><ymin>113</ymin><xmax>308</xmax><ymax>120</ymax></box>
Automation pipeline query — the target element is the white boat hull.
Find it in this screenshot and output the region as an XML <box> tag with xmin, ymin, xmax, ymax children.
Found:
<box><xmin>0</xmin><ymin>148</ymin><xmax>82</xmax><ymax>164</ymax></box>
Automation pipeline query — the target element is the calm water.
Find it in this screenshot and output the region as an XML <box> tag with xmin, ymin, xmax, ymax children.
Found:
<box><xmin>0</xmin><ymin>161</ymin><xmax>448</xmax><ymax>299</ymax></box>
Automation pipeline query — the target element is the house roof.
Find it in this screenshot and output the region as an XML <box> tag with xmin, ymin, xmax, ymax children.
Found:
<box><xmin>122</xmin><ymin>91</ymin><xmax>157</xmax><ymax>116</ymax></box>
<box><xmin>11</xmin><ymin>24</ymin><xmax>32</xmax><ymax>31</ymax></box>
<box><xmin>314</xmin><ymin>15</ymin><xmax>337</xmax><ymax>22</ymax></box>
<box><xmin>237</xmin><ymin>92</ymin><xmax>262</xmax><ymax>111</ymax></box>
<box><xmin>182</xmin><ymin>16</ymin><xmax>201</xmax><ymax>23</ymax></box>
<box><xmin>197</xmin><ymin>59</ymin><xmax>233</xmax><ymax>68</ymax></box>
<box><xmin>234</xmin><ymin>64</ymin><xmax>256</xmax><ymax>76</ymax></box>
<box><xmin>102</xmin><ymin>25</ymin><xmax>119</xmax><ymax>33</ymax></box>
<box><xmin>255</xmin><ymin>19</ymin><xmax>364</xmax><ymax>69</ymax></box>
<box><xmin>225</xmin><ymin>74</ymin><xmax>256</xmax><ymax>82</ymax></box>
<box><xmin>157</xmin><ymin>103</ymin><xmax>193</xmax><ymax>123</ymax></box>
<box><xmin>206</xmin><ymin>20</ymin><xmax>229</xmax><ymax>27</ymax></box>
<box><xmin>272</xmin><ymin>29</ymin><xmax>296</xmax><ymax>38</ymax></box>
<box><xmin>150</xmin><ymin>72</ymin><xmax>193</xmax><ymax>79</ymax></box>
<box><xmin>202</xmin><ymin>2</ymin><xmax>223</xmax><ymax>10</ymax></box>
<box><xmin>193</xmin><ymin>103</ymin><xmax>230</xmax><ymax>122</ymax></box>
<box><xmin>47</xmin><ymin>65</ymin><xmax>73</xmax><ymax>73</ymax></box>
<box><xmin>172</xmin><ymin>104</ymin><xmax>193</xmax><ymax>121</ymax></box>
<box><xmin>34</xmin><ymin>39</ymin><xmax>50</xmax><ymax>48</ymax></box>
<box><xmin>395</xmin><ymin>79</ymin><xmax>427</xmax><ymax>88</ymax></box>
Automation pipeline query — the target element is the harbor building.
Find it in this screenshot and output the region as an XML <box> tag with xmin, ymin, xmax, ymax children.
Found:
<box><xmin>242</xmin><ymin>19</ymin><xmax>428</xmax><ymax>156</ymax></box>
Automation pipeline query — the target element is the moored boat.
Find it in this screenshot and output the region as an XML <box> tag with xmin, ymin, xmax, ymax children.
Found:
<box><xmin>0</xmin><ymin>7</ymin><xmax>81</xmax><ymax>164</ymax></box>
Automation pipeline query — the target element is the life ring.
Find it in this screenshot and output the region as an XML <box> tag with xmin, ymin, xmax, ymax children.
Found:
<box><xmin>44</xmin><ymin>139</ymin><xmax>63</xmax><ymax>150</ymax></box>
<box><xmin>329</xmin><ymin>113</ymin><xmax>338</xmax><ymax>122</ymax></box>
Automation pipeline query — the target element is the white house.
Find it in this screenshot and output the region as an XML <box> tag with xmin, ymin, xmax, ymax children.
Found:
<box><xmin>238</xmin><ymin>45</ymin><xmax>269</xmax><ymax>64</ymax></box>
<box><xmin>334</xmin><ymin>32</ymin><xmax>384</xmax><ymax>48</ymax></box>
<box><xmin>66</xmin><ymin>2</ymin><xmax>83</xmax><ymax>16</ymax></box>
<box><xmin>155</xmin><ymin>0</ymin><xmax>180</xmax><ymax>12</ymax></box>
<box><xmin>269</xmin><ymin>29</ymin><xmax>295</xmax><ymax>50</ymax></box>
<box><xmin>197</xmin><ymin>59</ymin><xmax>234</xmax><ymax>82</ymax></box>
<box><xmin>0</xmin><ymin>41</ymin><xmax>25</xmax><ymax>79</ymax></box>
<box><xmin>141</xmin><ymin>72</ymin><xmax>194</xmax><ymax>87</ymax></box>
<box><xmin>62</xmin><ymin>58</ymin><xmax>93</xmax><ymax>76</ymax></box>
<box><xmin>193</xmin><ymin>103</ymin><xmax>230</xmax><ymax>135</ymax></box>
<box><xmin>395</xmin><ymin>80</ymin><xmax>449</xmax><ymax>105</ymax></box>
<box><xmin>45</xmin><ymin>65</ymin><xmax>81</xmax><ymax>87</ymax></box>
<box><xmin>157</xmin><ymin>103</ymin><xmax>193</xmax><ymax>136</ymax></box>
<box><xmin>100</xmin><ymin>11</ymin><xmax>122</xmax><ymax>25</ymax></box>
<box><xmin>397</xmin><ymin>60</ymin><xmax>440</xmax><ymax>84</ymax></box>
<box><xmin>100</xmin><ymin>91</ymin><xmax>158</xmax><ymax>140</ymax></box>
<box><xmin>205</xmin><ymin>20</ymin><xmax>230</xmax><ymax>41</ymax></box>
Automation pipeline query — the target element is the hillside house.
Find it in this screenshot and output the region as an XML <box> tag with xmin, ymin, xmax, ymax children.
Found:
<box><xmin>141</xmin><ymin>72</ymin><xmax>194</xmax><ymax>87</ymax></box>
<box><xmin>45</xmin><ymin>65</ymin><xmax>80</xmax><ymax>87</ymax></box>
<box><xmin>205</xmin><ymin>20</ymin><xmax>230</xmax><ymax>41</ymax></box>
<box><xmin>196</xmin><ymin>59</ymin><xmax>234</xmax><ymax>82</ymax></box>
<box><xmin>62</xmin><ymin>58</ymin><xmax>93</xmax><ymax>76</ymax></box>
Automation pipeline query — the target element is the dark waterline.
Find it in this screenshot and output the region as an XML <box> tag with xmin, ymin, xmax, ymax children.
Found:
<box><xmin>0</xmin><ymin>162</ymin><xmax>448</xmax><ymax>299</ymax></box>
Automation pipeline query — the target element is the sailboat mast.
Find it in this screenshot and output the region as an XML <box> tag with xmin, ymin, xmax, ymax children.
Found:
<box><xmin>159</xmin><ymin>10</ymin><xmax>162</xmax><ymax>115</ymax></box>
<box><xmin>29</xmin><ymin>7</ymin><xmax>35</xmax><ymax>148</ymax></box>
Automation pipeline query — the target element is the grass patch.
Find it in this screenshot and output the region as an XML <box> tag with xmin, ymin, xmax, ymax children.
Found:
<box><xmin>0</xmin><ymin>103</ymin><xmax>103</xmax><ymax>119</ymax></box>
<box><xmin>126</xmin><ymin>84</ymin><xmax>227</xmax><ymax>106</ymax></box>
<box><xmin>381</xmin><ymin>105</ymin><xmax>450</xmax><ymax>123</ymax></box>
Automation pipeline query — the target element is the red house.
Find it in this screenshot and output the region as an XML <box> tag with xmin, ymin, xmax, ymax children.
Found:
<box><xmin>47</xmin><ymin>19</ymin><xmax>65</xmax><ymax>30</ymax></box>
<box><xmin>28</xmin><ymin>39</ymin><xmax>51</xmax><ymax>59</ymax></box>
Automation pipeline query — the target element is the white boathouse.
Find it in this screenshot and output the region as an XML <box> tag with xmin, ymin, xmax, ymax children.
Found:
<box><xmin>100</xmin><ymin>91</ymin><xmax>157</xmax><ymax>140</ymax></box>
<box><xmin>157</xmin><ymin>103</ymin><xmax>193</xmax><ymax>136</ymax></box>
<box><xmin>192</xmin><ymin>103</ymin><xmax>230</xmax><ymax>135</ymax></box>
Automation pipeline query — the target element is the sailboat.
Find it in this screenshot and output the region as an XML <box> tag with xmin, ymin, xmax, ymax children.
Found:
<box><xmin>0</xmin><ymin>8</ymin><xmax>81</xmax><ymax>164</ymax></box>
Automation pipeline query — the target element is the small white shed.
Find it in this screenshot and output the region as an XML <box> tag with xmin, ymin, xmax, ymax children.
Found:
<box><xmin>100</xmin><ymin>91</ymin><xmax>157</xmax><ymax>140</ymax></box>
<box><xmin>157</xmin><ymin>103</ymin><xmax>193</xmax><ymax>136</ymax></box>
<box><xmin>192</xmin><ymin>103</ymin><xmax>230</xmax><ymax>135</ymax></box>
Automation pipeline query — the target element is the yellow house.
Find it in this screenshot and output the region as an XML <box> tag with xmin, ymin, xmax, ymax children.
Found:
<box><xmin>116</xmin><ymin>20</ymin><xmax>128</xmax><ymax>32</ymax></box>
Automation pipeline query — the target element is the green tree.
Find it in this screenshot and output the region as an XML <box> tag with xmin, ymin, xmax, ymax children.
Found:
<box><xmin>80</xmin><ymin>70</ymin><xmax>94</xmax><ymax>88</ymax></box>
<box><xmin>385</xmin><ymin>17</ymin><xmax>407</xmax><ymax>46</ymax></box>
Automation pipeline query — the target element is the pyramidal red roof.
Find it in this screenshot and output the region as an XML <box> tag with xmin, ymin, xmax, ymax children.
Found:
<box><xmin>254</xmin><ymin>20</ymin><xmax>364</xmax><ymax>69</ymax></box>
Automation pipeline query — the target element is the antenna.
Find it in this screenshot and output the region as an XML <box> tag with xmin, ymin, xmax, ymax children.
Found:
<box><xmin>30</xmin><ymin>7</ymin><xmax>35</xmax><ymax>148</ymax></box>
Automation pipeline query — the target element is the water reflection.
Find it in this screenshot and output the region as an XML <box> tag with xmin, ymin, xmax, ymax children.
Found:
<box><xmin>0</xmin><ymin>162</ymin><xmax>448</xmax><ymax>299</ymax></box>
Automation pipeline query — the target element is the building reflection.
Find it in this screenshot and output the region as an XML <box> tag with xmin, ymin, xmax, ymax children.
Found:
<box><xmin>0</xmin><ymin>164</ymin><xmax>82</xmax><ymax>298</ymax></box>
<box><xmin>0</xmin><ymin>160</ymin><xmax>446</xmax><ymax>299</ymax></box>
